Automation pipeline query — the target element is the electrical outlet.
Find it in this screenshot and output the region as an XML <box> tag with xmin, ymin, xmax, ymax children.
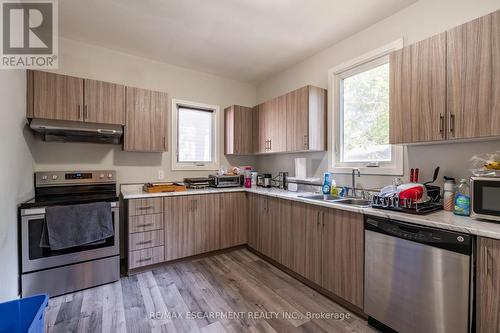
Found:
<box><xmin>158</xmin><ymin>169</ymin><xmax>165</xmax><ymax>180</ymax></box>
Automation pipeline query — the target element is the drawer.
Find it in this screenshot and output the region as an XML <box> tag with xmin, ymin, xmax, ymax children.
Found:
<box><xmin>128</xmin><ymin>198</ymin><xmax>163</xmax><ymax>216</ymax></box>
<box><xmin>129</xmin><ymin>246</ymin><xmax>164</xmax><ymax>269</ymax></box>
<box><xmin>129</xmin><ymin>229</ymin><xmax>164</xmax><ymax>251</ymax></box>
<box><xmin>129</xmin><ymin>214</ymin><xmax>163</xmax><ymax>233</ymax></box>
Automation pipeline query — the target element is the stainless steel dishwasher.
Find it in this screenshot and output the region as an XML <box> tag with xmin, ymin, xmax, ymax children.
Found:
<box><xmin>364</xmin><ymin>216</ymin><xmax>473</xmax><ymax>333</ymax></box>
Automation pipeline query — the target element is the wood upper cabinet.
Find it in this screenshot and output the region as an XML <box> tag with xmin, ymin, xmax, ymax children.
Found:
<box><xmin>253</xmin><ymin>98</ymin><xmax>287</xmax><ymax>154</ymax></box>
<box><xmin>224</xmin><ymin>105</ymin><xmax>253</xmax><ymax>155</ymax></box>
<box><xmin>280</xmin><ymin>201</ymin><xmax>322</xmax><ymax>285</ymax></box>
<box><xmin>321</xmin><ymin>209</ymin><xmax>364</xmax><ymax>308</ymax></box>
<box><xmin>286</xmin><ymin>86</ymin><xmax>327</xmax><ymax>151</ymax></box>
<box><xmin>124</xmin><ymin>87</ymin><xmax>168</xmax><ymax>152</ymax></box>
<box><xmin>219</xmin><ymin>192</ymin><xmax>248</xmax><ymax>248</ymax></box>
<box><xmin>447</xmin><ymin>10</ymin><xmax>500</xmax><ymax>139</ymax></box>
<box><xmin>389</xmin><ymin>33</ymin><xmax>447</xmax><ymax>144</ymax></box>
<box><xmin>84</xmin><ymin>79</ymin><xmax>125</xmax><ymax>125</ymax></box>
<box><xmin>477</xmin><ymin>237</ymin><xmax>500</xmax><ymax>332</ymax></box>
<box><xmin>30</xmin><ymin>70</ymin><xmax>84</xmax><ymax>122</ymax></box>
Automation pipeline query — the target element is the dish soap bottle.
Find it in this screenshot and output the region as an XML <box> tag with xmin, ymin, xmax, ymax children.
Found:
<box><xmin>454</xmin><ymin>178</ymin><xmax>470</xmax><ymax>216</ymax></box>
<box><xmin>330</xmin><ymin>178</ymin><xmax>339</xmax><ymax>196</ymax></box>
<box><xmin>322</xmin><ymin>172</ymin><xmax>331</xmax><ymax>195</ymax></box>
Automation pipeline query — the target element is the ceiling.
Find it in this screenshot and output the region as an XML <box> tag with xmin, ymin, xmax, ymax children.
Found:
<box><xmin>60</xmin><ymin>0</ymin><xmax>417</xmax><ymax>83</ymax></box>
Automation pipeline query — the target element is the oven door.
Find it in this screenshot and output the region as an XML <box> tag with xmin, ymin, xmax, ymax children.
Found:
<box><xmin>21</xmin><ymin>202</ymin><xmax>120</xmax><ymax>273</ymax></box>
<box><xmin>471</xmin><ymin>177</ymin><xmax>500</xmax><ymax>222</ymax></box>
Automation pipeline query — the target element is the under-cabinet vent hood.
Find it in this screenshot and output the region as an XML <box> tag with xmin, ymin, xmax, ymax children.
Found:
<box><xmin>30</xmin><ymin>119</ymin><xmax>123</xmax><ymax>144</ymax></box>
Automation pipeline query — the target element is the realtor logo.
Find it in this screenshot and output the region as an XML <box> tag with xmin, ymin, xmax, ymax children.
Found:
<box><xmin>1</xmin><ymin>0</ymin><xmax>58</xmax><ymax>68</ymax></box>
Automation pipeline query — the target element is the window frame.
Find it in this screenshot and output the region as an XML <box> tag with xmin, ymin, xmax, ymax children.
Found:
<box><xmin>328</xmin><ymin>39</ymin><xmax>405</xmax><ymax>175</ymax></box>
<box><xmin>171</xmin><ymin>99</ymin><xmax>220</xmax><ymax>171</ymax></box>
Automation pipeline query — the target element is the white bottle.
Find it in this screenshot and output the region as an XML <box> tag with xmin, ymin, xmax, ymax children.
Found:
<box><xmin>443</xmin><ymin>177</ymin><xmax>456</xmax><ymax>212</ymax></box>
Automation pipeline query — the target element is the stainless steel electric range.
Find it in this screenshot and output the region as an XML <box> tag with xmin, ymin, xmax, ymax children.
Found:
<box><xmin>19</xmin><ymin>170</ymin><xmax>120</xmax><ymax>297</ymax></box>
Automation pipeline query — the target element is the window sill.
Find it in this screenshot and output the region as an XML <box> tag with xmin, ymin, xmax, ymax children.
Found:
<box><xmin>171</xmin><ymin>163</ymin><xmax>220</xmax><ymax>171</ymax></box>
<box><xmin>330</xmin><ymin>165</ymin><xmax>403</xmax><ymax>176</ymax></box>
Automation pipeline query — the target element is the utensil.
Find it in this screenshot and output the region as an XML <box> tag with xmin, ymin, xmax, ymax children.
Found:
<box><xmin>424</xmin><ymin>166</ymin><xmax>440</xmax><ymax>185</ymax></box>
<box><xmin>410</xmin><ymin>168</ymin><xmax>415</xmax><ymax>182</ymax></box>
<box><xmin>414</xmin><ymin>168</ymin><xmax>419</xmax><ymax>183</ymax></box>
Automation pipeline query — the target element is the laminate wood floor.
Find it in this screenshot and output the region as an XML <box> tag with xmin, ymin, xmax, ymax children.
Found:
<box><xmin>46</xmin><ymin>249</ymin><xmax>377</xmax><ymax>333</ymax></box>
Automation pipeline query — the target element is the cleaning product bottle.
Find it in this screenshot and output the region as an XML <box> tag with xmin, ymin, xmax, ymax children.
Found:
<box><xmin>330</xmin><ymin>177</ymin><xmax>339</xmax><ymax>196</ymax></box>
<box><xmin>322</xmin><ymin>172</ymin><xmax>331</xmax><ymax>195</ymax></box>
<box><xmin>454</xmin><ymin>178</ymin><xmax>470</xmax><ymax>216</ymax></box>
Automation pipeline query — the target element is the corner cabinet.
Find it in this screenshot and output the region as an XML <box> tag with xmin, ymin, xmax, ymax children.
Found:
<box><xmin>225</xmin><ymin>85</ymin><xmax>326</xmax><ymax>155</ymax></box>
<box><xmin>477</xmin><ymin>237</ymin><xmax>500</xmax><ymax>332</ymax></box>
<box><xmin>390</xmin><ymin>9</ymin><xmax>500</xmax><ymax>144</ymax></box>
<box><xmin>124</xmin><ymin>87</ymin><xmax>168</xmax><ymax>152</ymax></box>
<box><xmin>224</xmin><ymin>105</ymin><xmax>254</xmax><ymax>155</ymax></box>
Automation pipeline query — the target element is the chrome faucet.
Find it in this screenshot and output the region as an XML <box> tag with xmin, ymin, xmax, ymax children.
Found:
<box><xmin>351</xmin><ymin>168</ymin><xmax>361</xmax><ymax>197</ymax></box>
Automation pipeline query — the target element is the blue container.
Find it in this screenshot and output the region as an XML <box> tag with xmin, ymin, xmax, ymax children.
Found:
<box><xmin>0</xmin><ymin>294</ymin><xmax>48</xmax><ymax>333</ymax></box>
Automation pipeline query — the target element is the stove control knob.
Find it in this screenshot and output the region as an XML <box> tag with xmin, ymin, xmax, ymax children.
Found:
<box><xmin>108</xmin><ymin>173</ymin><xmax>113</xmax><ymax>179</ymax></box>
<box><xmin>99</xmin><ymin>174</ymin><xmax>105</xmax><ymax>179</ymax></box>
<box><xmin>52</xmin><ymin>175</ymin><xmax>58</xmax><ymax>180</ymax></box>
<box><xmin>41</xmin><ymin>175</ymin><xmax>48</xmax><ymax>180</ymax></box>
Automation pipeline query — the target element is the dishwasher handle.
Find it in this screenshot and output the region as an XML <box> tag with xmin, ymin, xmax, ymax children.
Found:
<box><xmin>365</xmin><ymin>216</ymin><xmax>472</xmax><ymax>255</ymax></box>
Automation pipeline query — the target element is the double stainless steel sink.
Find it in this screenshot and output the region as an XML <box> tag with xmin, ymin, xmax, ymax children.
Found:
<box><xmin>298</xmin><ymin>194</ymin><xmax>371</xmax><ymax>207</ymax></box>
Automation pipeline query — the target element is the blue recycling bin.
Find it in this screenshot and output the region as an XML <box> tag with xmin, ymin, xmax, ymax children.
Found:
<box><xmin>0</xmin><ymin>294</ymin><xmax>49</xmax><ymax>333</ymax></box>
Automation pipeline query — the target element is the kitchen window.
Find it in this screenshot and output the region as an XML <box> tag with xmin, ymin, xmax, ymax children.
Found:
<box><xmin>172</xmin><ymin>99</ymin><xmax>219</xmax><ymax>170</ymax></box>
<box><xmin>329</xmin><ymin>40</ymin><xmax>404</xmax><ymax>175</ymax></box>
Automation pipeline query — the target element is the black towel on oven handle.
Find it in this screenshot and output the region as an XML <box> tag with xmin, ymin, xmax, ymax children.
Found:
<box><xmin>44</xmin><ymin>202</ymin><xmax>114</xmax><ymax>250</ymax></box>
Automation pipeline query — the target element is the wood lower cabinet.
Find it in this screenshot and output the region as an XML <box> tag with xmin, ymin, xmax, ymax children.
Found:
<box><xmin>224</xmin><ymin>105</ymin><xmax>253</xmax><ymax>155</ymax></box>
<box><xmin>124</xmin><ymin>87</ymin><xmax>168</xmax><ymax>152</ymax></box>
<box><xmin>247</xmin><ymin>194</ymin><xmax>281</xmax><ymax>261</ymax></box>
<box><xmin>30</xmin><ymin>70</ymin><xmax>84</xmax><ymax>122</ymax></box>
<box><xmin>390</xmin><ymin>33</ymin><xmax>447</xmax><ymax>144</ymax></box>
<box><xmin>477</xmin><ymin>237</ymin><xmax>500</xmax><ymax>332</ymax></box>
<box><xmin>193</xmin><ymin>194</ymin><xmax>220</xmax><ymax>254</ymax></box>
<box><xmin>247</xmin><ymin>196</ymin><xmax>364</xmax><ymax>309</ymax></box>
<box><xmin>220</xmin><ymin>192</ymin><xmax>248</xmax><ymax>248</ymax></box>
<box><xmin>321</xmin><ymin>208</ymin><xmax>364</xmax><ymax>308</ymax></box>
<box><xmin>164</xmin><ymin>196</ymin><xmax>197</xmax><ymax>260</ymax></box>
<box><xmin>447</xmin><ymin>10</ymin><xmax>500</xmax><ymax>139</ymax></box>
<box><xmin>84</xmin><ymin>79</ymin><xmax>125</xmax><ymax>125</ymax></box>
<box><xmin>127</xmin><ymin>198</ymin><xmax>165</xmax><ymax>270</ymax></box>
<box><xmin>280</xmin><ymin>201</ymin><xmax>322</xmax><ymax>285</ymax></box>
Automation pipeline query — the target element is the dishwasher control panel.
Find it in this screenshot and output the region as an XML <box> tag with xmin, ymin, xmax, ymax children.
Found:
<box><xmin>365</xmin><ymin>216</ymin><xmax>472</xmax><ymax>255</ymax></box>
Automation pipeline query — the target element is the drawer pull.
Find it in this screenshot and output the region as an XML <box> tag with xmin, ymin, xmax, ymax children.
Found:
<box><xmin>137</xmin><ymin>206</ymin><xmax>153</xmax><ymax>210</ymax></box>
<box><xmin>137</xmin><ymin>257</ymin><xmax>152</xmax><ymax>263</ymax></box>
<box><xmin>136</xmin><ymin>240</ymin><xmax>153</xmax><ymax>245</ymax></box>
<box><xmin>137</xmin><ymin>223</ymin><xmax>153</xmax><ymax>228</ymax></box>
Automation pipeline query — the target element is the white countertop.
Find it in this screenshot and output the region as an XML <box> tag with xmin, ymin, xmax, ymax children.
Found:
<box><xmin>121</xmin><ymin>184</ymin><xmax>500</xmax><ymax>240</ymax></box>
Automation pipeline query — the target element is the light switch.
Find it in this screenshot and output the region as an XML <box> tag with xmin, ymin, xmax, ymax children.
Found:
<box><xmin>158</xmin><ymin>169</ymin><xmax>165</xmax><ymax>180</ymax></box>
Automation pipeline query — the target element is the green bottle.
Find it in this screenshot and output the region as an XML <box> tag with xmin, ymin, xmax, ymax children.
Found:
<box><xmin>454</xmin><ymin>178</ymin><xmax>470</xmax><ymax>216</ymax></box>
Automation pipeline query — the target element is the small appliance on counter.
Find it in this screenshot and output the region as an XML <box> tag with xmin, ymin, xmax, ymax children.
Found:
<box><xmin>471</xmin><ymin>176</ymin><xmax>500</xmax><ymax>222</ymax></box>
<box><xmin>183</xmin><ymin>177</ymin><xmax>211</xmax><ymax>189</ymax></box>
<box><xmin>257</xmin><ymin>174</ymin><xmax>273</xmax><ymax>188</ymax></box>
<box><xmin>209</xmin><ymin>174</ymin><xmax>243</xmax><ymax>188</ymax></box>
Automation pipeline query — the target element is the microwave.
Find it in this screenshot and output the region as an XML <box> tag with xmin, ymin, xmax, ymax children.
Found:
<box><xmin>471</xmin><ymin>177</ymin><xmax>500</xmax><ymax>222</ymax></box>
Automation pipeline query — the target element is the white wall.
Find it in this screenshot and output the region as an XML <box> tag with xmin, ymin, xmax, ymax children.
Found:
<box><xmin>33</xmin><ymin>38</ymin><xmax>258</xmax><ymax>184</ymax></box>
<box><xmin>256</xmin><ymin>0</ymin><xmax>500</xmax><ymax>189</ymax></box>
<box><xmin>0</xmin><ymin>70</ymin><xmax>34</xmax><ymax>301</ymax></box>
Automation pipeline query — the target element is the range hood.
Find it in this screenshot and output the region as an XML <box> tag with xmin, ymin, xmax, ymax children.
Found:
<box><xmin>30</xmin><ymin>119</ymin><xmax>123</xmax><ymax>144</ymax></box>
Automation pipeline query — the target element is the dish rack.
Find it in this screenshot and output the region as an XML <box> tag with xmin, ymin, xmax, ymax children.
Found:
<box><xmin>370</xmin><ymin>184</ymin><xmax>443</xmax><ymax>215</ymax></box>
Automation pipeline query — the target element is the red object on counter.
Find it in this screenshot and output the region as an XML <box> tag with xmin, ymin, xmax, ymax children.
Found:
<box><xmin>414</xmin><ymin>168</ymin><xmax>419</xmax><ymax>183</ymax></box>
<box><xmin>410</xmin><ymin>169</ymin><xmax>414</xmax><ymax>182</ymax></box>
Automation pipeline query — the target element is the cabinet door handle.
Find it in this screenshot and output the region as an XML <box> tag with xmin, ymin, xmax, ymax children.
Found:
<box><xmin>449</xmin><ymin>113</ymin><xmax>455</xmax><ymax>136</ymax></box>
<box><xmin>84</xmin><ymin>105</ymin><xmax>88</xmax><ymax>120</ymax></box>
<box><xmin>303</xmin><ymin>135</ymin><xmax>308</xmax><ymax>147</ymax></box>
<box><xmin>137</xmin><ymin>257</ymin><xmax>152</xmax><ymax>263</ymax></box>
<box><xmin>484</xmin><ymin>247</ymin><xmax>489</xmax><ymax>276</ymax></box>
<box><xmin>269</xmin><ymin>139</ymin><xmax>272</xmax><ymax>150</ymax></box>
<box><xmin>163</xmin><ymin>136</ymin><xmax>166</xmax><ymax>150</ymax></box>
<box><xmin>137</xmin><ymin>223</ymin><xmax>153</xmax><ymax>228</ymax></box>
<box><xmin>136</xmin><ymin>240</ymin><xmax>153</xmax><ymax>245</ymax></box>
<box><xmin>77</xmin><ymin>105</ymin><xmax>81</xmax><ymax>120</ymax></box>
<box><xmin>439</xmin><ymin>113</ymin><xmax>444</xmax><ymax>136</ymax></box>
<box><xmin>137</xmin><ymin>206</ymin><xmax>153</xmax><ymax>210</ymax></box>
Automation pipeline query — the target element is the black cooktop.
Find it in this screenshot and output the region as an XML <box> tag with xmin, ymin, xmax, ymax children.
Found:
<box><xmin>20</xmin><ymin>193</ymin><xmax>119</xmax><ymax>209</ymax></box>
